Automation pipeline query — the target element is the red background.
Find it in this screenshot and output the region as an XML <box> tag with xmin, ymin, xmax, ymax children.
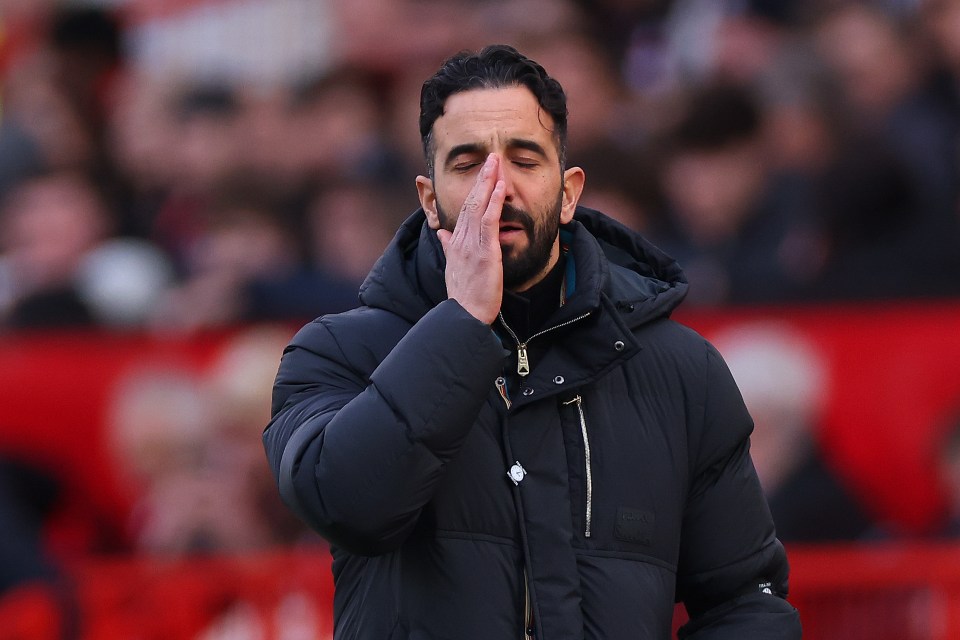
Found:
<box><xmin>3</xmin><ymin>301</ymin><xmax>960</xmax><ymax>555</ymax></box>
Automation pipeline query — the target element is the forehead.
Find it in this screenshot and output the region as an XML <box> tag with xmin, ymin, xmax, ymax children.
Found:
<box><xmin>431</xmin><ymin>86</ymin><xmax>557</xmax><ymax>154</ymax></box>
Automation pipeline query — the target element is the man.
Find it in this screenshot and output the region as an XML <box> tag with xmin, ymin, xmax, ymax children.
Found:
<box><xmin>263</xmin><ymin>45</ymin><xmax>801</xmax><ymax>639</ymax></box>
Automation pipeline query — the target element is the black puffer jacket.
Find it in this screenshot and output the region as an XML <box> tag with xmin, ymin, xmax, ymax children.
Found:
<box><xmin>264</xmin><ymin>207</ymin><xmax>801</xmax><ymax>639</ymax></box>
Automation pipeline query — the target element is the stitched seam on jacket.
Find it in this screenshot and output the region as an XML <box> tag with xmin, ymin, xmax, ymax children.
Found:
<box><xmin>574</xmin><ymin>548</ymin><xmax>677</xmax><ymax>573</ymax></box>
<box><xmin>434</xmin><ymin>529</ymin><xmax>520</xmax><ymax>547</ymax></box>
<box><xmin>679</xmin><ymin>537</ymin><xmax>781</xmax><ymax>581</ymax></box>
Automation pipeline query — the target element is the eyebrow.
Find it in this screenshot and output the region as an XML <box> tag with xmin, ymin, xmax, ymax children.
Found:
<box><xmin>444</xmin><ymin>143</ymin><xmax>486</xmax><ymax>168</ymax></box>
<box><xmin>443</xmin><ymin>138</ymin><xmax>551</xmax><ymax>168</ymax></box>
<box><xmin>507</xmin><ymin>138</ymin><xmax>549</xmax><ymax>158</ymax></box>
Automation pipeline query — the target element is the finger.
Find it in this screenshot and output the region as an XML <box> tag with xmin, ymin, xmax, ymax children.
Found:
<box><xmin>437</xmin><ymin>228</ymin><xmax>452</xmax><ymax>254</ymax></box>
<box><xmin>480</xmin><ymin>158</ymin><xmax>506</xmax><ymax>230</ymax></box>
<box><xmin>455</xmin><ymin>154</ymin><xmax>499</xmax><ymax>241</ymax></box>
<box><xmin>459</xmin><ymin>154</ymin><xmax>497</xmax><ymax>224</ymax></box>
<box><xmin>480</xmin><ymin>179</ymin><xmax>506</xmax><ymax>246</ymax></box>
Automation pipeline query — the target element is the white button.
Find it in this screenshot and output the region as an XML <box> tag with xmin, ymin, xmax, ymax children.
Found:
<box><xmin>554</xmin><ymin>376</ymin><xmax>564</xmax><ymax>384</ymax></box>
<box><xmin>614</xmin><ymin>341</ymin><xmax>625</xmax><ymax>351</ymax></box>
<box><xmin>508</xmin><ymin>462</ymin><xmax>527</xmax><ymax>485</ymax></box>
<box><xmin>522</xmin><ymin>388</ymin><xmax>534</xmax><ymax>396</ymax></box>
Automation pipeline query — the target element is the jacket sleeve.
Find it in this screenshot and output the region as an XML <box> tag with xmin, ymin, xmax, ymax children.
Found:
<box><xmin>675</xmin><ymin>342</ymin><xmax>802</xmax><ymax>639</ymax></box>
<box><xmin>262</xmin><ymin>300</ymin><xmax>506</xmax><ymax>556</ymax></box>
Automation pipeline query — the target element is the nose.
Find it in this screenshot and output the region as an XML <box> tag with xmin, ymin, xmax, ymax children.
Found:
<box><xmin>497</xmin><ymin>159</ymin><xmax>516</xmax><ymax>202</ymax></box>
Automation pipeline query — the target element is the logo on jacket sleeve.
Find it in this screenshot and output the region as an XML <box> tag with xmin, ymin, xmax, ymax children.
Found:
<box><xmin>614</xmin><ymin>507</ymin><xmax>655</xmax><ymax>545</ymax></box>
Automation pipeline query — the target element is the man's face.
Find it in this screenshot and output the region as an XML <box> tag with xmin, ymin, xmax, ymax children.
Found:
<box><xmin>436</xmin><ymin>188</ymin><xmax>563</xmax><ymax>291</ymax></box>
<box><xmin>417</xmin><ymin>86</ymin><xmax>583</xmax><ymax>292</ymax></box>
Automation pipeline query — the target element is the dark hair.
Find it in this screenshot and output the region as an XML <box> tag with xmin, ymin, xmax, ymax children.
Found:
<box><xmin>419</xmin><ymin>44</ymin><xmax>568</xmax><ymax>176</ymax></box>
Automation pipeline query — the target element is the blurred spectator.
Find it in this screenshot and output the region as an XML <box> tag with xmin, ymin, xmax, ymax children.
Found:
<box><xmin>571</xmin><ymin>143</ymin><xmax>662</xmax><ymax>232</ymax></box>
<box><xmin>203</xmin><ymin>325</ymin><xmax>318</xmax><ymax>547</ymax></box>
<box><xmin>329</xmin><ymin>0</ymin><xmax>489</xmax><ymax>75</ymax></box>
<box><xmin>106</xmin><ymin>325</ymin><xmax>318</xmax><ymax>555</ymax></box>
<box><xmin>146</xmin><ymin>82</ymin><xmax>246</xmax><ymax>270</ymax></box>
<box><xmin>267</xmin><ymin>66</ymin><xmax>401</xmax><ymax>191</ymax></box>
<box><xmin>576</xmin><ymin>0</ymin><xmax>794</xmax><ymax>95</ymax></box>
<box><xmin>651</xmin><ymin>81</ymin><xmax>817</xmax><ymax>305</ymax></box>
<box><xmin>922</xmin><ymin>0</ymin><xmax>960</xmax><ymax>111</ymax></box>
<box><xmin>920</xmin><ymin>0</ymin><xmax>960</xmax><ymax>284</ymax></box>
<box><xmin>306</xmin><ymin>179</ymin><xmax>413</xmax><ymax>288</ymax></box>
<box><xmin>0</xmin><ymin>5</ymin><xmax>124</xmax><ymax>197</ymax></box>
<box><xmin>107</xmin><ymin>359</ymin><xmax>275</xmax><ymax>555</ymax></box>
<box><xmin>148</xmin><ymin>182</ymin><xmax>289</xmax><ymax>331</ymax></box>
<box><xmin>0</xmin><ymin>171</ymin><xmax>105</xmax><ymax>327</ymax></box>
<box><xmin>104</xmin><ymin>71</ymin><xmax>183</xmax><ymax>238</ymax></box>
<box><xmin>571</xmin><ymin>0</ymin><xmax>675</xmax><ymax>93</ymax></box>
<box><xmin>709</xmin><ymin>7</ymin><xmax>790</xmax><ymax>86</ymax></box>
<box><xmin>0</xmin><ymin>453</ymin><xmax>75</xmax><ymax>639</ymax></box>
<box><xmin>0</xmin><ymin>170</ymin><xmax>172</xmax><ymax>329</ymax></box>
<box><xmin>45</xmin><ymin>6</ymin><xmax>123</xmax><ymax>151</ymax></box>
<box><xmin>124</xmin><ymin>0</ymin><xmax>336</xmax><ymax>90</ymax></box>
<box><xmin>150</xmin><ymin>178</ymin><xmax>356</xmax><ymax>332</ymax></box>
<box><xmin>811</xmin><ymin>3</ymin><xmax>960</xmax><ymax>298</ymax></box>
<box><xmin>714</xmin><ymin>321</ymin><xmax>874</xmax><ymax>542</ymax></box>
<box><xmin>934</xmin><ymin>405</ymin><xmax>960</xmax><ymax>536</ymax></box>
<box><xmin>0</xmin><ymin>455</ymin><xmax>61</xmax><ymax>593</ymax></box>
<box><xmin>0</xmin><ymin>51</ymin><xmax>95</xmax><ymax>180</ymax></box>
<box><xmin>522</xmin><ymin>30</ymin><xmax>642</xmax><ymax>156</ymax></box>
<box><xmin>107</xmin><ymin>363</ymin><xmax>217</xmax><ymax>554</ymax></box>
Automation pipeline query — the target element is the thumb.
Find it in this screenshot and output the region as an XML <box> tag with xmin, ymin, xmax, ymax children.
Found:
<box><xmin>436</xmin><ymin>228</ymin><xmax>452</xmax><ymax>255</ymax></box>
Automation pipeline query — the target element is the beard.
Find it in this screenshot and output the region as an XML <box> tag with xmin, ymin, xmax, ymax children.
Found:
<box><xmin>436</xmin><ymin>190</ymin><xmax>563</xmax><ymax>290</ymax></box>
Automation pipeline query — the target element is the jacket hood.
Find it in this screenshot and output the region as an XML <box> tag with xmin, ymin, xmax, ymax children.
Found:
<box><xmin>571</xmin><ymin>206</ymin><xmax>688</xmax><ymax>327</ymax></box>
<box><xmin>358</xmin><ymin>206</ymin><xmax>687</xmax><ymax>328</ymax></box>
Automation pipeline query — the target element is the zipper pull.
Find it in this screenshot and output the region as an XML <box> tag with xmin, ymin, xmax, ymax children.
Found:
<box><xmin>517</xmin><ymin>343</ymin><xmax>530</xmax><ymax>376</ymax></box>
<box><xmin>495</xmin><ymin>376</ymin><xmax>512</xmax><ymax>409</ymax></box>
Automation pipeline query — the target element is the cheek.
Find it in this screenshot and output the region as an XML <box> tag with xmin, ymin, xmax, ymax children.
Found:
<box><xmin>434</xmin><ymin>196</ymin><xmax>457</xmax><ymax>230</ymax></box>
<box><xmin>434</xmin><ymin>181</ymin><xmax>476</xmax><ymax>221</ymax></box>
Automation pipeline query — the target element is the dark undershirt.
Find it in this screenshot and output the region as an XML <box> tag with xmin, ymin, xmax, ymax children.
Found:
<box><xmin>498</xmin><ymin>254</ymin><xmax>567</xmax><ymax>343</ymax></box>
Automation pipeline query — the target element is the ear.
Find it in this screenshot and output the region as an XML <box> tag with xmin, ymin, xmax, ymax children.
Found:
<box><xmin>560</xmin><ymin>166</ymin><xmax>585</xmax><ymax>225</ymax></box>
<box><xmin>416</xmin><ymin>175</ymin><xmax>441</xmax><ymax>230</ymax></box>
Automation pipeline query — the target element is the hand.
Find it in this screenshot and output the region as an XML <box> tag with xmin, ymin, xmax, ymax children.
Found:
<box><xmin>437</xmin><ymin>154</ymin><xmax>506</xmax><ymax>324</ymax></box>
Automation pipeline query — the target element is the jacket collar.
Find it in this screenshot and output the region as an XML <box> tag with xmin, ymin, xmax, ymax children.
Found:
<box><xmin>359</xmin><ymin>206</ymin><xmax>688</xmax><ymax>330</ymax></box>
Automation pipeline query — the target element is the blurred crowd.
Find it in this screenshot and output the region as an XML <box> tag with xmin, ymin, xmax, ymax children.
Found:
<box><xmin>3</xmin><ymin>0</ymin><xmax>960</xmax><ymax>633</ymax></box>
<box><xmin>1</xmin><ymin>0</ymin><xmax>959</xmax><ymax>333</ymax></box>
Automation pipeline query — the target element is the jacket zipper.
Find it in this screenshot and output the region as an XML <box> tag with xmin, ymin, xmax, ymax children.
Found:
<box><xmin>499</xmin><ymin>305</ymin><xmax>590</xmax><ymax>638</ymax></box>
<box><xmin>563</xmin><ymin>394</ymin><xmax>593</xmax><ymax>538</ymax></box>
<box><xmin>498</xmin><ymin>311</ymin><xmax>591</xmax><ymax>377</ymax></box>
<box><xmin>523</xmin><ymin>569</ymin><xmax>534</xmax><ymax>639</ymax></box>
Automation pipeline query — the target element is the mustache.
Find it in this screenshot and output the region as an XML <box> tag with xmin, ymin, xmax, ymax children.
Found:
<box><xmin>500</xmin><ymin>204</ymin><xmax>534</xmax><ymax>231</ymax></box>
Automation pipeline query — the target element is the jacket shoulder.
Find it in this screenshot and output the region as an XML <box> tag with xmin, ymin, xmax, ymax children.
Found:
<box><xmin>633</xmin><ymin>318</ymin><xmax>753</xmax><ymax>465</ymax></box>
<box><xmin>633</xmin><ymin>317</ymin><xmax>714</xmax><ymax>368</ymax></box>
<box><xmin>290</xmin><ymin>306</ymin><xmax>412</xmax><ymax>362</ymax></box>
<box><xmin>271</xmin><ymin>307</ymin><xmax>411</xmax><ymax>413</ymax></box>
